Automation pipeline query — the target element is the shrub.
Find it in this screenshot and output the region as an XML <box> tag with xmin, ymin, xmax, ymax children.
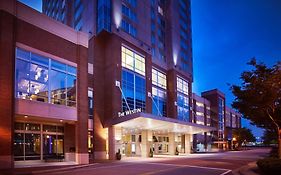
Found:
<box><xmin>257</xmin><ymin>158</ymin><xmax>281</xmax><ymax>174</ymax></box>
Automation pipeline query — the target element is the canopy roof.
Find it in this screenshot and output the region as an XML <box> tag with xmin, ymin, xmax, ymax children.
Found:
<box><xmin>108</xmin><ymin>112</ymin><xmax>215</xmax><ymax>134</ymax></box>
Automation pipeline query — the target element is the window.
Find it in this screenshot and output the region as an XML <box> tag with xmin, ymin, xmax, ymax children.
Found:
<box><xmin>152</xmin><ymin>87</ymin><xmax>166</xmax><ymax>117</ymax></box>
<box><xmin>180</xmin><ymin>39</ymin><xmax>188</xmax><ymax>50</ymax></box>
<box><xmin>122</xmin><ymin>4</ymin><xmax>137</xmax><ymax>22</ymax></box>
<box><xmin>88</xmin><ymin>88</ymin><xmax>93</xmax><ymax>119</ymax></box>
<box><xmin>152</xmin><ymin>68</ymin><xmax>166</xmax><ymax>89</ymax></box>
<box><xmin>196</xmin><ymin>102</ymin><xmax>204</xmax><ymax>108</ymax></box>
<box><xmin>177</xmin><ymin>76</ymin><xmax>188</xmax><ymax>95</ymax></box>
<box><xmin>126</xmin><ymin>0</ymin><xmax>137</xmax><ymax>7</ymax></box>
<box><xmin>180</xmin><ymin>18</ymin><xmax>188</xmax><ymax>30</ymax></box>
<box><xmin>151</xmin><ymin>22</ymin><xmax>155</xmax><ymax>31</ymax></box>
<box><xmin>151</xmin><ymin>9</ymin><xmax>155</xmax><ymax>19</ymax></box>
<box><xmin>121</xmin><ymin>46</ymin><xmax>146</xmax><ymax>112</ymax></box>
<box><xmin>122</xmin><ymin>70</ymin><xmax>146</xmax><ymax>112</ymax></box>
<box><xmin>151</xmin><ymin>35</ymin><xmax>155</xmax><ymax>45</ymax></box>
<box><xmin>177</xmin><ymin>93</ymin><xmax>189</xmax><ymax>121</ymax></box>
<box><xmin>232</xmin><ymin>114</ymin><xmax>237</xmax><ymax>128</ymax></box>
<box><xmin>152</xmin><ymin>68</ymin><xmax>167</xmax><ymax>117</ymax></box>
<box><xmin>121</xmin><ymin>46</ymin><xmax>145</xmax><ymax>76</ymax></box>
<box><xmin>97</xmin><ymin>0</ymin><xmax>111</xmax><ymax>33</ymax></box>
<box><xmin>180</xmin><ymin>29</ymin><xmax>188</xmax><ymax>41</ymax></box>
<box><xmin>121</xmin><ymin>20</ymin><xmax>137</xmax><ymax>37</ymax></box>
<box><xmin>14</xmin><ymin>122</ymin><xmax>64</xmax><ymax>161</ymax></box>
<box><xmin>15</xmin><ymin>48</ymin><xmax>77</xmax><ymax>107</ymax></box>
<box><xmin>177</xmin><ymin>76</ymin><xmax>189</xmax><ymax>121</ymax></box>
<box><xmin>179</xmin><ymin>0</ymin><xmax>187</xmax><ymax>10</ymax></box>
<box><xmin>218</xmin><ymin>97</ymin><xmax>225</xmax><ymax>140</ymax></box>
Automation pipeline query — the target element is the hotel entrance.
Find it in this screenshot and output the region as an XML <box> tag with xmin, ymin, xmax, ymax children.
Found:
<box><xmin>108</xmin><ymin>112</ymin><xmax>215</xmax><ymax>159</ymax></box>
<box><xmin>153</xmin><ymin>135</ymin><xmax>169</xmax><ymax>155</ymax></box>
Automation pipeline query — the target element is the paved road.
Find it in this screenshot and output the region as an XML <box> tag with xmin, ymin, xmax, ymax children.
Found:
<box><xmin>21</xmin><ymin>148</ymin><xmax>270</xmax><ymax>175</ymax></box>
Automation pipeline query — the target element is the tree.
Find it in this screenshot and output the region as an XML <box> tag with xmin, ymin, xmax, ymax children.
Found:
<box><xmin>263</xmin><ymin>129</ymin><xmax>278</xmax><ymax>146</ymax></box>
<box><xmin>231</xmin><ymin>58</ymin><xmax>281</xmax><ymax>158</ymax></box>
<box><xmin>233</xmin><ymin>127</ymin><xmax>256</xmax><ymax>148</ymax></box>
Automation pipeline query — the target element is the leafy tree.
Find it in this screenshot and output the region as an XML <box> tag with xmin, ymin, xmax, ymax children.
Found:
<box><xmin>231</xmin><ymin>58</ymin><xmax>281</xmax><ymax>158</ymax></box>
<box><xmin>233</xmin><ymin>127</ymin><xmax>256</xmax><ymax>147</ymax></box>
<box><xmin>263</xmin><ymin>129</ymin><xmax>278</xmax><ymax>145</ymax></box>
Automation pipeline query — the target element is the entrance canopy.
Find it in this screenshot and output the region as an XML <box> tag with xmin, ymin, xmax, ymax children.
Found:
<box><xmin>108</xmin><ymin>112</ymin><xmax>215</xmax><ymax>134</ymax></box>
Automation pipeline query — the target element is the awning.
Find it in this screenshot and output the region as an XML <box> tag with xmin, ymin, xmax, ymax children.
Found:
<box><xmin>107</xmin><ymin>112</ymin><xmax>215</xmax><ymax>134</ymax></box>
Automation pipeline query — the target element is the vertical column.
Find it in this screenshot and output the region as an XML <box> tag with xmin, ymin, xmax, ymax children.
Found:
<box><xmin>168</xmin><ymin>133</ymin><xmax>176</xmax><ymax>155</ymax></box>
<box><xmin>185</xmin><ymin>134</ymin><xmax>191</xmax><ymax>154</ymax></box>
<box><xmin>141</xmin><ymin>130</ymin><xmax>152</xmax><ymax>157</ymax></box>
<box><xmin>108</xmin><ymin>126</ymin><xmax>116</xmax><ymax>160</ymax></box>
<box><xmin>0</xmin><ymin>10</ymin><xmax>15</xmax><ymax>170</ymax></box>
<box><xmin>167</xmin><ymin>70</ymin><xmax>177</xmax><ymax>119</ymax></box>
<box><xmin>92</xmin><ymin>37</ymin><xmax>108</xmax><ymax>159</ymax></box>
<box><xmin>145</xmin><ymin>54</ymin><xmax>152</xmax><ymax>114</ymax></box>
<box><xmin>64</xmin><ymin>124</ymin><xmax>76</xmax><ymax>162</ymax></box>
<box><xmin>108</xmin><ymin>126</ymin><xmax>115</xmax><ymax>160</ymax></box>
<box><xmin>75</xmin><ymin>45</ymin><xmax>89</xmax><ymax>164</ymax></box>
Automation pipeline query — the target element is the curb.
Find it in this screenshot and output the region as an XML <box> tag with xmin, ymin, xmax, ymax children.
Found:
<box><xmin>18</xmin><ymin>163</ymin><xmax>99</xmax><ymax>175</ymax></box>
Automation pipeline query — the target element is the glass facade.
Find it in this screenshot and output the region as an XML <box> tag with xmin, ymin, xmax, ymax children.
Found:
<box><xmin>177</xmin><ymin>76</ymin><xmax>189</xmax><ymax>121</ymax></box>
<box><xmin>121</xmin><ymin>0</ymin><xmax>137</xmax><ymax>37</ymax></box>
<box><xmin>232</xmin><ymin>114</ymin><xmax>237</xmax><ymax>128</ymax></box>
<box><xmin>15</xmin><ymin>48</ymin><xmax>77</xmax><ymax>107</ymax></box>
<box><xmin>218</xmin><ymin>97</ymin><xmax>225</xmax><ymax>140</ymax></box>
<box><xmin>178</xmin><ymin>0</ymin><xmax>190</xmax><ymax>72</ymax></box>
<box><xmin>14</xmin><ymin>122</ymin><xmax>64</xmax><ymax>161</ymax></box>
<box><xmin>121</xmin><ymin>46</ymin><xmax>146</xmax><ymax>112</ymax></box>
<box><xmin>152</xmin><ymin>68</ymin><xmax>167</xmax><ymax>117</ymax></box>
<box><xmin>74</xmin><ymin>0</ymin><xmax>83</xmax><ymax>31</ymax></box>
<box><xmin>97</xmin><ymin>0</ymin><xmax>111</xmax><ymax>33</ymax></box>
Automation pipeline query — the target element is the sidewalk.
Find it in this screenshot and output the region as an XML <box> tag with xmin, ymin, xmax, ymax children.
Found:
<box><xmin>232</xmin><ymin>161</ymin><xmax>261</xmax><ymax>175</ymax></box>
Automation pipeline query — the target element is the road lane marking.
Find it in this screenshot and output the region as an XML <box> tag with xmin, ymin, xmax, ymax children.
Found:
<box><xmin>219</xmin><ymin>170</ymin><xmax>232</xmax><ymax>175</ymax></box>
<box><xmin>142</xmin><ymin>162</ymin><xmax>231</xmax><ymax>171</ymax></box>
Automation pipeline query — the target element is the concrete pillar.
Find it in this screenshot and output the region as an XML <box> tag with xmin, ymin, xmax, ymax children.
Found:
<box><xmin>75</xmin><ymin>45</ymin><xmax>89</xmax><ymax>164</ymax></box>
<box><xmin>0</xmin><ymin>9</ymin><xmax>15</xmax><ymax>170</ymax></box>
<box><xmin>141</xmin><ymin>130</ymin><xmax>152</xmax><ymax>157</ymax></box>
<box><xmin>108</xmin><ymin>126</ymin><xmax>123</xmax><ymax>160</ymax></box>
<box><xmin>168</xmin><ymin>133</ymin><xmax>176</xmax><ymax>155</ymax></box>
<box><xmin>108</xmin><ymin>126</ymin><xmax>116</xmax><ymax>160</ymax></box>
<box><xmin>185</xmin><ymin>134</ymin><xmax>191</xmax><ymax>154</ymax></box>
<box><xmin>167</xmin><ymin>70</ymin><xmax>178</xmax><ymax>119</ymax></box>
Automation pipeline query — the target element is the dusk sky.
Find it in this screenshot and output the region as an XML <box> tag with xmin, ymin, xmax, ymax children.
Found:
<box><xmin>20</xmin><ymin>0</ymin><xmax>281</xmax><ymax>137</ymax></box>
<box><xmin>191</xmin><ymin>0</ymin><xmax>281</xmax><ymax>137</ymax></box>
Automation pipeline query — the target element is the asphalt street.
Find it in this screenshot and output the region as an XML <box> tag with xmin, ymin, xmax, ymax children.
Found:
<box><xmin>12</xmin><ymin>148</ymin><xmax>270</xmax><ymax>175</ymax></box>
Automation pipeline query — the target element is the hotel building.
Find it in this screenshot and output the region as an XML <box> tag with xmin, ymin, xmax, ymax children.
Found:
<box><xmin>201</xmin><ymin>89</ymin><xmax>242</xmax><ymax>150</ymax></box>
<box><xmin>191</xmin><ymin>93</ymin><xmax>212</xmax><ymax>152</ymax></box>
<box><xmin>0</xmin><ymin>0</ymin><xmax>219</xmax><ymax>169</ymax></box>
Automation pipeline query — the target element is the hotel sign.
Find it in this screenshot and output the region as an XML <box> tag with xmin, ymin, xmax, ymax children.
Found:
<box><xmin>118</xmin><ymin>108</ymin><xmax>141</xmax><ymax>117</ymax></box>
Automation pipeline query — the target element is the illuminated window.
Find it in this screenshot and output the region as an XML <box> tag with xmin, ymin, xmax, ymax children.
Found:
<box><xmin>196</xmin><ymin>112</ymin><xmax>204</xmax><ymax>116</ymax></box>
<box><xmin>15</xmin><ymin>48</ymin><xmax>77</xmax><ymax>107</ymax></box>
<box><xmin>196</xmin><ymin>102</ymin><xmax>204</xmax><ymax>107</ymax></box>
<box><xmin>152</xmin><ymin>68</ymin><xmax>166</xmax><ymax>89</ymax></box>
<box><xmin>122</xmin><ymin>46</ymin><xmax>145</xmax><ymax>76</ymax></box>
<box><xmin>121</xmin><ymin>46</ymin><xmax>146</xmax><ymax>112</ymax></box>
<box><xmin>177</xmin><ymin>76</ymin><xmax>188</xmax><ymax>95</ymax></box>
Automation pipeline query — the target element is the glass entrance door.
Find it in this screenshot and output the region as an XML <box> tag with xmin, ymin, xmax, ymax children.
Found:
<box><xmin>14</xmin><ymin>122</ymin><xmax>64</xmax><ymax>161</ymax></box>
<box><xmin>43</xmin><ymin>135</ymin><xmax>64</xmax><ymax>160</ymax></box>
